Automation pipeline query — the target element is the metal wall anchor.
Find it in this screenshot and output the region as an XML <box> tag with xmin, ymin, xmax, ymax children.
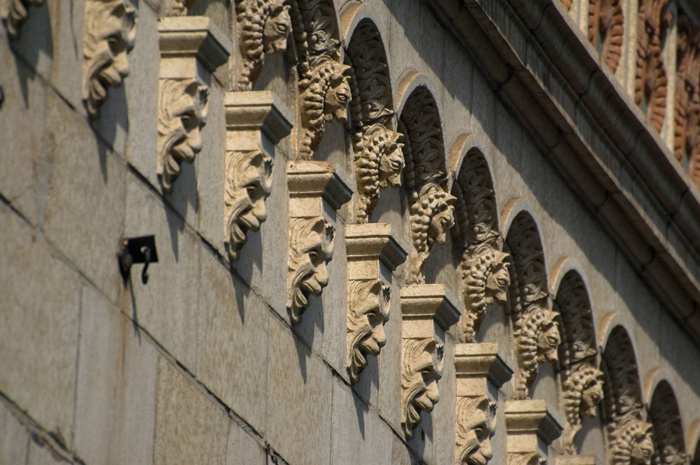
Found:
<box><xmin>118</xmin><ymin>235</ymin><xmax>159</xmax><ymax>285</ymax></box>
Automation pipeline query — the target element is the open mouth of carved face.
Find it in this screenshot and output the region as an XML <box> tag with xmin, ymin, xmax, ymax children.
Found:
<box><xmin>359</xmin><ymin>333</ymin><xmax>382</xmax><ymax>356</ymax></box>
<box><xmin>300</xmin><ymin>277</ymin><xmax>323</xmax><ymax>297</ymax></box>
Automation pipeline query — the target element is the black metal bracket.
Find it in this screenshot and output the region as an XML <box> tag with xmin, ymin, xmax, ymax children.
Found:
<box><xmin>118</xmin><ymin>235</ymin><xmax>158</xmax><ymax>285</ymax></box>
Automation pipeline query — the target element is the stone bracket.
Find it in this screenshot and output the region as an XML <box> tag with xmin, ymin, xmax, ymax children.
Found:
<box><xmin>224</xmin><ymin>91</ymin><xmax>293</xmax><ymax>153</ymax></box>
<box><xmin>400</xmin><ymin>284</ymin><xmax>461</xmax><ymax>338</ymax></box>
<box><xmin>345</xmin><ymin>223</ymin><xmax>408</xmax><ymax>278</ymax></box>
<box><xmin>555</xmin><ymin>456</ymin><xmax>598</xmax><ymax>465</ymax></box>
<box><xmin>287</xmin><ymin>161</ymin><xmax>354</xmax><ymax>215</ymax></box>
<box><xmin>454</xmin><ymin>343</ymin><xmax>513</xmax><ymax>397</ymax></box>
<box><xmin>158</xmin><ymin>17</ymin><xmax>232</xmax><ymax>78</ymax></box>
<box><xmin>505</xmin><ymin>400</ymin><xmax>563</xmax><ymax>456</ymax></box>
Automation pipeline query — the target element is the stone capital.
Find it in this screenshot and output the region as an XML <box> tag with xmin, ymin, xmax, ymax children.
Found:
<box><xmin>345</xmin><ymin>223</ymin><xmax>407</xmax><ymax>278</ymax></box>
<box><xmin>454</xmin><ymin>343</ymin><xmax>512</xmax><ymax>397</ymax></box>
<box><xmin>505</xmin><ymin>400</ymin><xmax>562</xmax><ymax>455</ymax></box>
<box><xmin>224</xmin><ymin>91</ymin><xmax>293</xmax><ymax>152</ymax></box>
<box><xmin>400</xmin><ymin>284</ymin><xmax>461</xmax><ymax>338</ymax></box>
<box><xmin>287</xmin><ymin>161</ymin><xmax>353</xmax><ymax>215</ymax></box>
<box><xmin>158</xmin><ymin>17</ymin><xmax>232</xmax><ymax>78</ymax></box>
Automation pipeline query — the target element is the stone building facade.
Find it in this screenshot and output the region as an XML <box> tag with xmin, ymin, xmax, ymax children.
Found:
<box><xmin>2</xmin><ymin>0</ymin><xmax>700</xmax><ymax>463</ymax></box>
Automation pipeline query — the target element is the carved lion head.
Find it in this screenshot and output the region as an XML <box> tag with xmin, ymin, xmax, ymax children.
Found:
<box><xmin>401</xmin><ymin>338</ymin><xmax>444</xmax><ymax>438</ymax></box>
<box><xmin>263</xmin><ymin>0</ymin><xmax>291</xmax><ymax>54</ymax></box>
<box><xmin>456</xmin><ymin>396</ymin><xmax>496</xmax><ymax>465</ymax></box>
<box><xmin>347</xmin><ymin>279</ymin><xmax>390</xmax><ymax>383</ymax></box>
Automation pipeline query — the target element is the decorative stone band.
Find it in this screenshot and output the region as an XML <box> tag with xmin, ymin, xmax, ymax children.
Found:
<box><xmin>505</xmin><ymin>400</ymin><xmax>563</xmax><ymax>464</ymax></box>
<box><xmin>157</xmin><ymin>17</ymin><xmax>231</xmax><ymax>192</ymax></box>
<box><xmin>223</xmin><ymin>91</ymin><xmax>292</xmax><ymax>262</ymax></box>
<box><xmin>345</xmin><ymin>223</ymin><xmax>407</xmax><ymax>384</ymax></box>
<box><xmin>286</xmin><ymin>161</ymin><xmax>353</xmax><ymax>325</ymax></box>
<box><xmin>454</xmin><ymin>343</ymin><xmax>512</xmax><ymax>398</ymax></box>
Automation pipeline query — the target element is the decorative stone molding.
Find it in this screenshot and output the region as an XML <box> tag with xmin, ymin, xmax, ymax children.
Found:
<box><xmin>406</xmin><ymin>180</ymin><xmax>456</xmax><ymax>284</ymax></box>
<box><xmin>454</xmin><ymin>343</ymin><xmax>512</xmax><ymax>465</ymax></box>
<box><xmin>561</xmin><ymin>362</ymin><xmax>604</xmax><ymax>454</ymax></box>
<box><xmin>235</xmin><ymin>0</ymin><xmax>292</xmax><ymax>90</ymax></box>
<box><xmin>345</xmin><ymin>223</ymin><xmax>407</xmax><ymax>383</ymax></box>
<box><xmin>286</xmin><ymin>160</ymin><xmax>352</xmax><ymax>325</ymax></box>
<box><xmin>223</xmin><ymin>91</ymin><xmax>293</xmax><ymax>261</ymax></box>
<box><xmin>588</xmin><ymin>0</ymin><xmax>624</xmax><ymax>73</ymax></box>
<box><xmin>674</xmin><ymin>14</ymin><xmax>700</xmax><ymax>184</ymax></box>
<box><xmin>82</xmin><ymin>0</ymin><xmax>136</xmax><ymax>118</ymax></box>
<box><xmin>1</xmin><ymin>0</ymin><xmax>41</xmax><ymax>39</ymax></box>
<box><xmin>352</xmin><ymin>123</ymin><xmax>404</xmax><ymax>223</ymax></box>
<box><xmin>505</xmin><ymin>400</ymin><xmax>562</xmax><ymax>465</ymax></box>
<box><xmin>157</xmin><ymin>17</ymin><xmax>231</xmax><ymax>192</ymax></box>
<box><xmin>400</xmin><ymin>284</ymin><xmax>460</xmax><ymax>439</ymax></box>
<box><xmin>635</xmin><ymin>0</ymin><xmax>672</xmax><ymax>132</ymax></box>
<box><xmin>460</xmin><ymin>242</ymin><xmax>510</xmax><ymax>343</ymax></box>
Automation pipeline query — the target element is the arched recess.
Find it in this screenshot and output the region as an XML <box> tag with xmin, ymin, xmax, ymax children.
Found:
<box><xmin>290</xmin><ymin>0</ymin><xmax>352</xmax><ymax>160</ymax></box>
<box><xmin>635</xmin><ymin>0</ymin><xmax>673</xmax><ymax>132</ymax></box>
<box><xmin>451</xmin><ymin>141</ymin><xmax>509</xmax><ymax>343</ymax></box>
<box><xmin>344</xmin><ymin>17</ymin><xmax>403</xmax><ymax>223</ymax></box>
<box><xmin>503</xmin><ymin>206</ymin><xmax>558</xmax><ymax>400</ymax></box>
<box><xmin>600</xmin><ymin>325</ymin><xmax>655</xmax><ymax>465</ymax></box>
<box><xmin>645</xmin><ymin>376</ymin><xmax>689</xmax><ymax>465</ymax></box>
<box><xmin>396</xmin><ymin>80</ymin><xmax>454</xmax><ymax>285</ymax></box>
<box><xmin>688</xmin><ymin>419</ymin><xmax>700</xmax><ymax>465</ymax></box>
<box><xmin>674</xmin><ymin>12</ymin><xmax>700</xmax><ymax>185</ymax></box>
<box><xmin>588</xmin><ymin>0</ymin><xmax>624</xmax><ymax>73</ymax></box>
<box><xmin>552</xmin><ymin>263</ymin><xmax>603</xmax><ymax>454</ymax></box>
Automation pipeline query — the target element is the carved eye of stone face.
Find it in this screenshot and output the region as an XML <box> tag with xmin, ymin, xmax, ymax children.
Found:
<box><xmin>263</xmin><ymin>6</ymin><xmax>291</xmax><ymax>53</ymax></box>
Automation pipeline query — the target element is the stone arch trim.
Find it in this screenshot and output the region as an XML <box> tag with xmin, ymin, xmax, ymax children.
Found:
<box><xmin>645</xmin><ymin>375</ymin><xmax>689</xmax><ymax>465</ymax></box>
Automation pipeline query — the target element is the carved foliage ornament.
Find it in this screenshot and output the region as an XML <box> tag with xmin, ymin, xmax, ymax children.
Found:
<box><xmin>674</xmin><ymin>14</ymin><xmax>700</xmax><ymax>185</ymax></box>
<box><xmin>456</xmin><ymin>396</ymin><xmax>496</xmax><ymax>465</ymax></box>
<box><xmin>224</xmin><ymin>150</ymin><xmax>274</xmax><ymax>261</ymax></box>
<box><xmin>460</xmin><ymin>242</ymin><xmax>510</xmax><ymax>343</ymax></box>
<box><xmin>635</xmin><ymin>0</ymin><xmax>672</xmax><ymax>132</ymax></box>
<box><xmin>236</xmin><ymin>0</ymin><xmax>292</xmax><ymax>90</ymax></box>
<box><xmin>346</xmin><ymin>279</ymin><xmax>390</xmax><ymax>384</ymax></box>
<box><xmin>407</xmin><ymin>181</ymin><xmax>456</xmax><ymax>284</ymax></box>
<box><xmin>1</xmin><ymin>0</ymin><xmax>42</xmax><ymax>39</ymax></box>
<box><xmin>157</xmin><ymin>79</ymin><xmax>209</xmax><ymax>192</ymax></box>
<box><xmin>82</xmin><ymin>0</ymin><xmax>136</xmax><ymax>119</ymax></box>
<box><xmin>562</xmin><ymin>362</ymin><xmax>604</xmax><ymax>454</ymax></box>
<box><xmin>287</xmin><ymin>216</ymin><xmax>335</xmax><ymax>325</ymax></box>
<box><xmin>588</xmin><ymin>0</ymin><xmax>624</xmax><ymax>73</ymax></box>
<box><xmin>289</xmin><ymin>0</ymin><xmax>338</xmax><ymax>57</ymax></box>
<box><xmin>402</xmin><ymin>337</ymin><xmax>444</xmax><ymax>439</ymax></box>
<box><xmin>649</xmin><ymin>382</ymin><xmax>688</xmax><ymax>465</ymax></box>
<box><xmin>353</xmin><ymin>123</ymin><xmax>404</xmax><ymax>223</ymax></box>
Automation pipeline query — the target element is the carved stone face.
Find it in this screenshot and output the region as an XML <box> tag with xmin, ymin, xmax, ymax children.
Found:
<box><xmin>347</xmin><ymin>280</ymin><xmax>390</xmax><ymax>383</ymax></box>
<box><xmin>402</xmin><ymin>338</ymin><xmax>443</xmax><ymax>438</ymax></box>
<box><xmin>457</xmin><ymin>398</ymin><xmax>496</xmax><ymax>465</ymax></box>
<box><xmin>287</xmin><ymin>217</ymin><xmax>335</xmax><ymax>324</ymax></box>
<box><xmin>263</xmin><ymin>3</ymin><xmax>291</xmax><ymax>54</ymax></box>
<box><xmin>378</xmin><ymin>139</ymin><xmax>405</xmax><ymax>188</ymax></box>
<box><xmin>485</xmin><ymin>261</ymin><xmax>510</xmax><ymax>306</ymax></box>
<box><xmin>536</xmin><ymin>311</ymin><xmax>560</xmax><ymax>363</ymax></box>
<box><xmin>225</xmin><ymin>150</ymin><xmax>274</xmax><ymax>260</ymax></box>
<box><xmin>428</xmin><ymin>199</ymin><xmax>455</xmax><ymax>246</ymax></box>
<box><xmin>580</xmin><ymin>378</ymin><xmax>603</xmax><ymax>418</ymax></box>
<box><xmin>356</xmin><ymin>284</ymin><xmax>388</xmax><ymax>357</ymax></box>
<box><xmin>630</xmin><ymin>426</ymin><xmax>654</xmax><ymax>465</ymax></box>
<box><xmin>324</xmin><ymin>74</ymin><xmax>352</xmax><ymax>123</ymax></box>
<box><xmin>412</xmin><ymin>349</ymin><xmax>440</xmax><ymax>413</ymax></box>
<box><xmin>83</xmin><ymin>0</ymin><xmax>135</xmax><ymax>117</ymax></box>
<box><xmin>157</xmin><ymin>79</ymin><xmax>209</xmax><ymax>191</ymax></box>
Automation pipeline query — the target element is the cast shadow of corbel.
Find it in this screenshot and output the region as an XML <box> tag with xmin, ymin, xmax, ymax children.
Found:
<box><xmin>353</xmin><ymin>392</ymin><xmax>368</xmax><ymax>440</ymax></box>
<box><xmin>162</xmin><ymin>160</ymin><xmax>199</xmax><ymax>224</ymax></box>
<box><xmin>162</xmin><ymin>196</ymin><xmax>182</xmax><ymax>261</ymax></box>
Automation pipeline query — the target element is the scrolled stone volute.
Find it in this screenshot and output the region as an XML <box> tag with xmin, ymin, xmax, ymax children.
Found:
<box><xmin>82</xmin><ymin>0</ymin><xmax>136</xmax><ymax>119</ymax></box>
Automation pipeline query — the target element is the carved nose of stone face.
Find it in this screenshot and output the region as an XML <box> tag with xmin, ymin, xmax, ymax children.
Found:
<box><xmin>426</xmin><ymin>381</ymin><xmax>439</xmax><ymax>405</ymax></box>
<box><xmin>373</xmin><ymin>323</ymin><xmax>386</xmax><ymax>348</ymax></box>
<box><xmin>114</xmin><ymin>50</ymin><xmax>130</xmax><ymax>78</ymax></box>
<box><xmin>188</xmin><ymin>128</ymin><xmax>203</xmax><ymax>153</ymax></box>
<box><xmin>252</xmin><ymin>199</ymin><xmax>267</xmax><ymax>223</ymax></box>
<box><xmin>482</xmin><ymin>438</ymin><xmax>493</xmax><ymax>460</ymax></box>
<box><xmin>315</xmin><ymin>263</ymin><xmax>329</xmax><ymax>288</ymax></box>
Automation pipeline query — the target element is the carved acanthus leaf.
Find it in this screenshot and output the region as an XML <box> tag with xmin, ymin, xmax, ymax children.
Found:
<box><xmin>157</xmin><ymin>78</ymin><xmax>209</xmax><ymax>192</ymax></box>
<box><xmin>674</xmin><ymin>14</ymin><xmax>700</xmax><ymax>185</ymax></box>
<box><xmin>82</xmin><ymin>0</ymin><xmax>136</xmax><ymax>118</ymax></box>
<box><xmin>456</xmin><ymin>396</ymin><xmax>497</xmax><ymax>465</ymax></box>
<box><xmin>347</xmin><ymin>279</ymin><xmax>390</xmax><ymax>384</ymax></box>
<box><xmin>1</xmin><ymin>0</ymin><xmax>42</xmax><ymax>39</ymax></box>
<box><xmin>401</xmin><ymin>337</ymin><xmax>444</xmax><ymax>439</ymax></box>
<box><xmin>235</xmin><ymin>0</ymin><xmax>292</xmax><ymax>90</ymax></box>
<box><xmin>588</xmin><ymin>0</ymin><xmax>624</xmax><ymax>73</ymax></box>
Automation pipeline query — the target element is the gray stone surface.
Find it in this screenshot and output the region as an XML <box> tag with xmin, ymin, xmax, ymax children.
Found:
<box><xmin>226</xmin><ymin>424</ymin><xmax>265</xmax><ymax>465</ymax></box>
<box><xmin>0</xmin><ymin>404</ymin><xmax>29</xmax><ymax>465</ymax></box>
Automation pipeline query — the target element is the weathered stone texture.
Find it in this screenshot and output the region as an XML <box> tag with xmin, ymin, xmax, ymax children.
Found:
<box><xmin>0</xmin><ymin>405</ymin><xmax>30</xmax><ymax>465</ymax></box>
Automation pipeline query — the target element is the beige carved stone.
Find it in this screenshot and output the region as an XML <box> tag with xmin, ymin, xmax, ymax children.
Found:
<box><xmin>286</xmin><ymin>161</ymin><xmax>352</xmax><ymax>325</ymax></box>
<box><xmin>635</xmin><ymin>0</ymin><xmax>672</xmax><ymax>132</ymax></box>
<box><xmin>223</xmin><ymin>91</ymin><xmax>293</xmax><ymax>261</ymax></box>
<box><xmin>157</xmin><ymin>17</ymin><xmax>231</xmax><ymax>191</ymax></box>
<box><xmin>513</xmin><ymin>307</ymin><xmax>560</xmax><ymax>400</ymax></box>
<box><xmin>235</xmin><ymin>0</ymin><xmax>291</xmax><ymax>90</ymax></box>
<box><xmin>608</xmin><ymin>417</ymin><xmax>654</xmax><ymax>465</ymax></box>
<box><xmin>460</xmin><ymin>242</ymin><xmax>510</xmax><ymax>343</ymax></box>
<box><xmin>353</xmin><ymin>123</ymin><xmax>404</xmax><ymax>223</ymax></box>
<box><xmin>588</xmin><ymin>0</ymin><xmax>624</xmax><ymax>73</ymax></box>
<box><xmin>345</xmin><ymin>223</ymin><xmax>407</xmax><ymax>384</ymax></box>
<box><xmin>555</xmin><ymin>456</ymin><xmax>599</xmax><ymax>465</ymax></box>
<box><xmin>406</xmin><ymin>181</ymin><xmax>456</xmax><ymax>284</ymax></box>
<box><xmin>163</xmin><ymin>0</ymin><xmax>194</xmax><ymax>16</ymax></box>
<box><xmin>82</xmin><ymin>0</ymin><xmax>136</xmax><ymax>118</ymax></box>
<box><xmin>456</xmin><ymin>396</ymin><xmax>496</xmax><ymax>465</ymax></box>
<box><xmin>1</xmin><ymin>0</ymin><xmax>42</xmax><ymax>39</ymax></box>
<box><xmin>454</xmin><ymin>343</ymin><xmax>512</xmax><ymax>399</ymax></box>
<box><xmin>562</xmin><ymin>363</ymin><xmax>604</xmax><ymax>454</ymax></box>
<box><xmin>400</xmin><ymin>284</ymin><xmax>460</xmax><ymax>438</ymax></box>
<box><xmin>505</xmin><ymin>400</ymin><xmax>562</xmax><ymax>465</ymax></box>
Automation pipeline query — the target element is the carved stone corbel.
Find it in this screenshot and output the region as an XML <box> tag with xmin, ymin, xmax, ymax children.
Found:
<box><xmin>555</xmin><ymin>456</ymin><xmax>598</xmax><ymax>465</ymax></box>
<box><xmin>286</xmin><ymin>161</ymin><xmax>352</xmax><ymax>325</ymax></box>
<box><xmin>235</xmin><ymin>0</ymin><xmax>292</xmax><ymax>90</ymax></box>
<box><xmin>223</xmin><ymin>91</ymin><xmax>293</xmax><ymax>261</ymax></box>
<box><xmin>157</xmin><ymin>17</ymin><xmax>231</xmax><ymax>191</ymax></box>
<box><xmin>1</xmin><ymin>0</ymin><xmax>42</xmax><ymax>39</ymax></box>
<box><xmin>345</xmin><ymin>223</ymin><xmax>407</xmax><ymax>384</ymax></box>
<box><xmin>454</xmin><ymin>343</ymin><xmax>512</xmax><ymax>465</ymax></box>
<box><xmin>82</xmin><ymin>0</ymin><xmax>136</xmax><ymax>118</ymax></box>
<box><xmin>561</xmin><ymin>362</ymin><xmax>604</xmax><ymax>454</ymax></box>
<box><xmin>505</xmin><ymin>400</ymin><xmax>562</xmax><ymax>465</ymax></box>
<box><xmin>400</xmin><ymin>284</ymin><xmax>460</xmax><ymax>438</ymax></box>
<box><xmin>513</xmin><ymin>306</ymin><xmax>560</xmax><ymax>400</ymax></box>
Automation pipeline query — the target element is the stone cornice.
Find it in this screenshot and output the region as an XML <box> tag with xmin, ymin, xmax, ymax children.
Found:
<box><xmin>427</xmin><ymin>0</ymin><xmax>700</xmax><ymax>346</ymax></box>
